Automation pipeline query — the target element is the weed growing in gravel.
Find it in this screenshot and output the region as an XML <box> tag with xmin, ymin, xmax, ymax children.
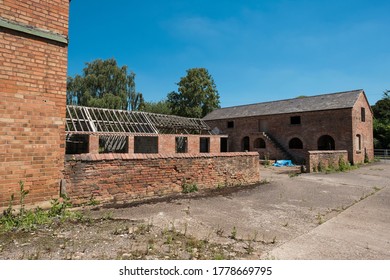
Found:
<box><xmin>263</xmin><ymin>154</ymin><xmax>271</xmax><ymax>167</ymax></box>
<box><xmin>260</xmin><ymin>179</ymin><xmax>270</xmax><ymax>185</ymax></box>
<box><xmin>316</xmin><ymin>213</ymin><xmax>324</xmax><ymax>225</ymax></box>
<box><xmin>229</xmin><ymin>226</ymin><xmax>237</xmax><ymax>240</ymax></box>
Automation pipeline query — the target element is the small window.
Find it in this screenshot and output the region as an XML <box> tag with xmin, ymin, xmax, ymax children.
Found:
<box><xmin>356</xmin><ymin>134</ymin><xmax>362</xmax><ymax>151</ymax></box>
<box><xmin>99</xmin><ymin>135</ymin><xmax>128</xmax><ymax>153</ymax></box>
<box><xmin>66</xmin><ymin>134</ymin><xmax>89</xmax><ymax>154</ymax></box>
<box><xmin>200</xmin><ymin>137</ymin><xmax>210</xmax><ymax>153</ymax></box>
<box><xmin>134</xmin><ymin>136</ymin><xmax>158</xmax><ymax>154</ymax></box>
<box><xmin>290</xmin><ymin>116</ymin><xmax>301</xmax><ymax>125</ymax></box>
<box><xmin>254</xmin><ymin>138</ymin><xmax>266</xmax><ymax>149</ymax></box>
<box><xmin>175</xmin><ymin>137</ymin><xmax>188</xmax><ymax>153</ymax></box>
<box><xmin>361</xmin><ymin>108</ymin><xmax>366</xmax><ymax>122</ymax></box>
<box><xmin>289</xmin><ymin>137</ymin><xmax>303</xmax><ymax>149</ymax></box>
<box><xmin>220</xmin><ymin>137</ymin><xmax>228</xmax><ymax>152</ymax></box>
<box><xmin>227</xmin><ymin>121</ymin><xmax>234</xmax><ymax>128</ymax></box>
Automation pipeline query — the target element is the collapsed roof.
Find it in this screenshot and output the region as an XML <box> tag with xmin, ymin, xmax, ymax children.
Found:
<box><xmin>66</xmin><ymin>105</ymin><xmax>213</xmax><ymax>136</ymax></box>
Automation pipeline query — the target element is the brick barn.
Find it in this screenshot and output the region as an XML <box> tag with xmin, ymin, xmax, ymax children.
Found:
<box><xmin>203</xmin><ymin>90</ymin><xmax>374</xmax><ymax>165</ymax></box>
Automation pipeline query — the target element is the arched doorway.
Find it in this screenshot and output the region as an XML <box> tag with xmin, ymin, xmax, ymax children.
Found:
<box><xmin>254</xmin><ymin>138</ymin><xmax>266</xmax><ymax>149</ymax></box>
<box><xmin>289</xmin><ymin>137</ymin><xmax>303</xmax><ymax>149</ymax></box>
<box><xmin>317</xmin><ymin>135</ymin><xmax>335</xmax><ymax>150</ymax></box>
<box><xmin>242</xmin><ymin>136</ymin><xmax>250</xmax><ymax>151</ymax></box>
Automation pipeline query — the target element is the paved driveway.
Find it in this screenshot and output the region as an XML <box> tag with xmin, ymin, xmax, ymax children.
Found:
<box><xmin>92</xmin><ymin>160</ymin><xmax>390</xmax><ymax>259</ymax></box>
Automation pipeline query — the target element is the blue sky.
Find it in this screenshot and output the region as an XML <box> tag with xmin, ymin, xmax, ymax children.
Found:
<box><xmin>67</xmin><ymin>0</ymin><xmax>390</xmax><ymax>107</ymax></box>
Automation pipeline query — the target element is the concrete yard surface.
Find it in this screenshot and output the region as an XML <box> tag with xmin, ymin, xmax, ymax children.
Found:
<box><xmin>1</xmin><ymin>161</ymin><xmax>389</xmax><ymax>259</ymax></box>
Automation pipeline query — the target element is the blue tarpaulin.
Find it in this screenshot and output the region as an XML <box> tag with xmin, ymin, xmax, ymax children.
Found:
<box><xmin>273</xmin><ymin>160</ymin><xmax>294</xmax><ymax>167</ymax></box>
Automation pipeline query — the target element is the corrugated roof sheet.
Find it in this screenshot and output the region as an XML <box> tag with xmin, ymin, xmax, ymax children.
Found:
<box><xmin>203</xmin><ymin>89</ymin><xmax>363</xmax><ymax>120</ymax></box>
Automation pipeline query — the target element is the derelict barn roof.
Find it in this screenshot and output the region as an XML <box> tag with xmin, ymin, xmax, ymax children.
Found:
<box><xmin>203</xmin><ymin>89</ymin><xmax>364</xmax><ymax>121</ymax></box>
<box><xmin>66</xmin><ymin>105</ymin><xmax>212</xmax><ymax>135</ymax></box>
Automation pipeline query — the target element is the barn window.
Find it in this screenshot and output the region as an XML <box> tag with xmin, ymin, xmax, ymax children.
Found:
<box><xmin>200</xmin><ymin>137</ymin><xmax>210</xmax><ymax>153</ymax></box>
<box><xmin>99</xmin><ymin>135</ymin><xmax>128</xmax><ymax>153</ymax></box>
<box><xmin>220</xmin><ymin>137</ymin><xmax>228</xmax><ymax>152</ymax></box>
<box><xmin>289</xmin><ymin>138</ymin><xmax>303</xmax><ymax>149</ymax></box>
<box><xmin>290</xmin><ymin>116</ymin><xmax>301</xmax><ymax>125</ymax></box>
<box><xmin>356</xmin><ymin>134</ymin><xmax>362</xmax><ymax>151</ymax></box>
<box><xmin>254</xmin><ymin>138</ymin><xmax>266</xmax><ymax>149</ymax></box>
<box><xmin>66</xmin><ymin>134</ymin><xmax>89</xmax><ymax>154</ymax></box>
<box><xmin>176</xmin><ymin>137</ymin><xmax>188</xmax><ymax>153</ymax></box>
<box><xmin>134</xmin><ymin>136</ymin><xmax>158</xmax><ymax>153</ymax></box>
<box><xmin>227</xmin><ymin>121</ymin><xmax>235</xmax><ymax>128</ymax></box>
<box><xmin>361</xmin><ymin>108</ymin><xmax>366</xmax><ymax>122</ymax></box>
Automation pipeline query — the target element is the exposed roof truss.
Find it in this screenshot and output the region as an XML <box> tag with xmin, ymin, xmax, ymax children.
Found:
<box><xmin>66</xmin><ymin>105</ymin><xmax>212</xmax><ymax>136</ymax></box>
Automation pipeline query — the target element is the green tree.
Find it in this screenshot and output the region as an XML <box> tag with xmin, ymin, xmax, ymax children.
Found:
<box><xmin>372</xmin><ymin>90</ymin><xmax>390</xmax><ymax>148</ymax></box>
<box><xmin>167</xmin><ymin>68</ymin><xmax>220</xmax><ymax>118</ymax></box>
<box><xmin>66</xmin><ymin>58</ymin><xmax>144</xmax><ymax>110</ymax></box>
<box><xmin>142</xmin><ymin>100</ymin><xmax>172</xmax><ymax>115</ymax></box>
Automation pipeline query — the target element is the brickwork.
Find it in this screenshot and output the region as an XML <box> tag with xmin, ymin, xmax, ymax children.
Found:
<box><xmin>306</xmin><ymin>150</ymin><xmax>349</xmax><ymax>173</ymax></box>
<box><xmin>205</xmin><ymin>92</ymin><xmax>374</xmax><ymax>165</ymax></box>
<box><xmin>0</xmin><ymin>0</ymin><xmax>69</xmax><ymax>36</ymax></box>
<box><xmin>75</xmin><ymin>134</ymin><xmax>228</xmax><ymax>156</ymax></box>
<box><xmin>351</xmin><ymin>93</ymin><xmax>374</xmax><ymax>164</ymax></box>
<box><xmin>64</xmin><ymin>152</ymin><xmax>260</xmax><ymax>205</ymax></box>
<box><xmin>0</xmin><ymin>0</ymin><xmax>69</xmax><ymax>207</ymax></box>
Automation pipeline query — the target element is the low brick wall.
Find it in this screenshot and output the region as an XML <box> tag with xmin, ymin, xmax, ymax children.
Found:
<box><xmin>64</xmin><ymin>152</ymin><xmax>260</xmax><ymax>205</ymax></box>
<box><xmin>306</xmin><ymin>150</ymin><xmax>349</xmax><ymax>173</ymax></box>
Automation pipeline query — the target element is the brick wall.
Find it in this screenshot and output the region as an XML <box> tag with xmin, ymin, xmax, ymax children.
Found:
<box><xmin>351</xmin><ymin>93</ymin><xmax>374</xmax><ymax>164</ymax></box>
<box><xmin>306</xmin><ymin>150</ymin><xmax>348</xmax><ymax>173</ymax></box>
<box><xmin>206</xmin><ymin>108</ymin><xmax>353</xmax><ymax>163</ymax></box>
<box><xmin>68</xmin><ymin>134</ymin><xmax>228</xmax><ymax>155</ymax></box>
<box><xmin>205</xmin><ymin>92</ymin><xmax>373</xmax><ymax>165</ymax></box>
<box><xmin>0</xmin><ymin>0</ymin><xmax>69</xmax><ymax>207</ymax></box>
<box><xmin>63</xmin><ymin>152</ymin><xmax>260</xmax><ymax>205</ymax></box>
<box><xmin>0</xmin><ymin>0</ymin><xmax>68</xmax><ymax>36</ymax></box>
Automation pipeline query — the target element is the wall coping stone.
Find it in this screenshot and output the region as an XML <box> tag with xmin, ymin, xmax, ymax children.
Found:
<box><xmin>308</xmin><ymin>150</ymin><xmax>348</xmax><ymax>155</ymax></box>
<box><xmin>66</xmin><ymin>152</ymin><xmax>259</xmax><ymax>162</ymax></box>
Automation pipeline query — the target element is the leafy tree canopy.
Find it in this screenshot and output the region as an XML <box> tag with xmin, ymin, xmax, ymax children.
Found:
<box><xmin>67</xmin><ymin>58</ymin><xmax>144</xmax><ymax>110</ymax></box>
<box><xmin>141</xmin><ymin>100</ymin><xmax>172</xmax><ymax>115</ymax></box>
<box><xmin>167</xmin><ymin>68</ymin><xmax>220</xmax><ymax>118</ymax></box>
<box><xmin>372</xmin><ymin>90</ymin><xmax>390</xmax><ymax>148</ymax></box>
<box><xmin>372</xmin><ymin>90</ymin><xmax>390</xmax><ymax>122</ymax></box>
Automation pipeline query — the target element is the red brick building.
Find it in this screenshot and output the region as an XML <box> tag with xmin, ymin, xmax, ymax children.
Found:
<box><xmin>0</xmin><ymin>0</ymin><xmax>70</xmax><ymax>207</ymax></box>
<box><xmin>203</xmin><ymin>90</ymin><xmax>374</xmax><ymax>165</ymax></box>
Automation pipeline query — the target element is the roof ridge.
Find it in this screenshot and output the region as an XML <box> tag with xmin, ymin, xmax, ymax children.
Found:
<box><xmin>203</xmin><ymin>89</ymin><xmax>364</xmax><ymax>120</ymax></box>
<box><xmin>215</xmin><ymin>89</ymin><xmax>363</xmax><ymax>111</ymax></box>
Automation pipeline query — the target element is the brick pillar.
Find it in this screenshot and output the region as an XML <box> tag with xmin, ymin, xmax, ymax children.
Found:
<box><xmin>209</xmin><ymin>136</ymin><xmax>220</xmax><ymax>153</ymax></box>
<box><xmin>187</xmin><ymin>135</ymin><xmax>199</xmax><ymax>154</ymax></box>
<box><xmin>89</xmin><ymin>135</ymin><xmax>99</xmax><ymax>154</ymax></box>
<box><xmin>127</xmin><ymin>135</ymin><xmax>134</xmax><ymax>154</ymax></box>
<box><xmin>158</xmin><ymin>135</ymin><xmax>176</xmax><ymax>154</ymax></box>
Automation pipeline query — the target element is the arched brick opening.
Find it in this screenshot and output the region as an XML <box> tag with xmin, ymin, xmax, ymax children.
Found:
<box><xmin>254</xmin><ymin>138</ymin><xmax>266</xmax><ymax>149</ymax></box>
<box><xmin>318</xmin><ymin>135</ymin><xmax>335</xmax><ymax>150</ymax></box>
<box><xmin>289</xmin><ymin>137</ymin><xmax>303</xmax><ymax>149</ymax></box>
